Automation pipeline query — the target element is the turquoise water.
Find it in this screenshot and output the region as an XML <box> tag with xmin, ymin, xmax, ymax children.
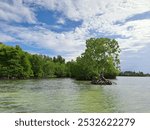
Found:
<box><xmin>0</xmin><ymin>77</ymin><xmax>150</xmax><ymax>112</ymax></box>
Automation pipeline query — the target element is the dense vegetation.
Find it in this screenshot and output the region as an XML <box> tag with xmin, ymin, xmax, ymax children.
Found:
<box><xmin>119</xmin><ymin>71</ymin><xmax>150</xmax><ymax>77</ymax></box>
<box><xmin>0</xmin><ymin>43</ymin><xmax>67</xmax><ymax>79</ymax></box>
<box><xmin>68</xmin><ymin>38</ymin><xmax>121</xmax><ymax>80</ymax></box>
<box><xmin>0</xmin><ymin>38</ymin><xmax>121</xmax><ymax>80</ymax></box>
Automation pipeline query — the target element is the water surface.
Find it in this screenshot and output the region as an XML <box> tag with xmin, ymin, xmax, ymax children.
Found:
<box><xmin>0</xmin><ymin>77</ymin><xmax>150</xmax><ymax>112</ymax></box>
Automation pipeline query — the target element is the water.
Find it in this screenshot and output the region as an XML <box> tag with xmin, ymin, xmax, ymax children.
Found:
<box><xmin>0</xmin><ymin>77</ymin><xmax>150</xmax><ymax>113</ymax></box>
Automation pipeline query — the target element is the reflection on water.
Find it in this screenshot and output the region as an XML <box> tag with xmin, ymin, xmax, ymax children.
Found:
<box><xmin>0</xmin><ymin>77</ymin><xmax>150</xmax><ymax>112</ymax></box>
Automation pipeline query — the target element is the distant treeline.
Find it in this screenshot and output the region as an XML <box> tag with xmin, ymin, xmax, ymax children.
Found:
<box><xmin>119</xmin><ymin>71</ymin><xmax>150</xmax><ymax>77</ymax></box>
<box><xmin>0</xmin><ymin>38</ymin><xmax>120</xmax><ymax>80</ymax></box>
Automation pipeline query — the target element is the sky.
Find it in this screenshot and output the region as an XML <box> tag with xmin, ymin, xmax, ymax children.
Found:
<box><xmin>0</xmin><ymin>0</ymin><xmax>150</xmax><ymax>73</ymax></box>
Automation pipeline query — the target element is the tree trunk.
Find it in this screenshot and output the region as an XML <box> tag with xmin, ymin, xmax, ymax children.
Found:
<box><xmin>91</xmin><ymin>74</ymin><xmax>112</xmax><ymax>85</ymax></box>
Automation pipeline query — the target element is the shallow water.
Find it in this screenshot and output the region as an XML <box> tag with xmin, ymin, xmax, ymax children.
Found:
<box><xmin>0</xmin><ymin>77</ymin><xmax>150</xmax><ymax>112</ymax></box>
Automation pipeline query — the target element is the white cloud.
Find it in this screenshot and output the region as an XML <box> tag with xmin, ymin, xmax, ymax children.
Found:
<box><xmin>24</xmin><ymin>0</ymin><xmax>150</xmax><ymax>52</ymax></box>
<box><xmin>0</xmin><ymin>22</ymin><xmax>85</xmax><ymax>60</ymax></box>
<box><xmin>0</xmin><ymin>0</ymin><xmax>150</xmax><ymax>62</ymax></box>
<box><xmin>0</xmin><ymin>33</ymin><xmax>16</xmax><ymax>42</ymax></box>
<box><xmin>0</xmin><ymin>0</ymin><xmax>36</xmax><ymax>23</ymax></box>
<box><xmin>57</xmin><ymin>18</ymin><xmax>65</xmax><ymax>25</ymax></box>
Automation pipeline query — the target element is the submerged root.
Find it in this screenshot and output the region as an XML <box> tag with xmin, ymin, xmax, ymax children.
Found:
<box><xmin>91</xmin><ymin>75</ymin><xmax>112</xmax><ymax>85</ymax></box>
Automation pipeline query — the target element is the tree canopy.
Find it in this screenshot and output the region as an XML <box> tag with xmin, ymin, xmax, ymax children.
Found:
<box><xmin>0</xmin><ymin>38</ymin><xmax>121</xmax><ymax>80</ymax></box>
<box><xmin>0</xmin><ymin>43</ymin><xmax>68</xmax><ymax>79</ymax></box>
<box><xmin>70</xmin><ymin>38</ymin><xmax>121</xmax><ymax>80</ymax></box>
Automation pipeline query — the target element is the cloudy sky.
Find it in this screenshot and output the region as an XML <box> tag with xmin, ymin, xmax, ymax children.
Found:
<box><xmin>0</xmin><ymin>0</ymin><xmax>150</xmax><ymax>73</ymax></box>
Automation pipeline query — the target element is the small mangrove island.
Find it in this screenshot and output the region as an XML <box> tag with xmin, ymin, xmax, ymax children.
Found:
<box><xmin>0</xmin><ymin>38</ymin><xmax>121</xmax><ymax>85</ymax></box>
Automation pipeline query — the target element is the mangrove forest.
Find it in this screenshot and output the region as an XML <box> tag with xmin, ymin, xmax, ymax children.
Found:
<box><xmin>0</xmin><ymin>38</ymin><xmax>121</xmax><ymax>82</ymax></box>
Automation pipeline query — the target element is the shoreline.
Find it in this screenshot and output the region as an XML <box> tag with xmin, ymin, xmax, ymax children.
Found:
<box><xmin>0</xmin><ymin>76</ymin><xmax>150</xmax><ymax>81</ymax></box>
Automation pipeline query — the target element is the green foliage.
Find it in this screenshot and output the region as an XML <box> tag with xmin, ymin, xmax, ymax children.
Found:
<box><xmin>0</xmin><ymin>44</ymin><xmax>33</xmax><ymax>79</ymax></box>
<box><xmin>0</xmin><ymin>43</ymin><xmax>67</xmax><ymax>79</ymax></box>
<box><xmin>20</xmin><ymin>52</ymin><xmax>33</xmax><ymax>78</ymax></box>
<box><xmin>53</xmin><ymin>55</ymin><xmax>65</xmax><ymax>64</ymax></box>
<box><xmin>30</xmin><ymin>55</ymin><xmax>44</xmax><ymax>78</ymax></box>
<box><xmin>43</xmin><ymin>60</ymin><xmax>55</xmax><ymax>78</ymax></box>
<box><xmin>119</xmin><ymin>71</ymin><xmax>150</xmax><ymax>77</ymax></box>
<box><xmin>0</xmin><ymin>37</ymin><xmax>121</xmax><ymax>80</ymax></box>
<box><xmin>54</xmin><ymin>63</ymin><xmax>67</xmax><ymax>77</ymax></box>
<box><xmin>71</xmin><ymin>38</ymin><xmax>121</xmax><ymax>80</ymax></box>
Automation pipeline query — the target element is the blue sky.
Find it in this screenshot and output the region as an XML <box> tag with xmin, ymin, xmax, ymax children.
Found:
<box><xmin>0</xmin><ymin>0</ymin><xmax>150</xmax><ymax>73</ymax></box>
